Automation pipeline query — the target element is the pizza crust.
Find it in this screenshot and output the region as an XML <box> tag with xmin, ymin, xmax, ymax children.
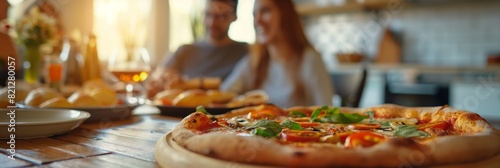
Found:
<box><xmin>171</xmin><ymin>104</ymin><xmax>500</xmax><ymax>167</ymax></box>
<box><xmin>365</xmin><ymin>105</ymin><xmax>496</xmax><ymax>133</ymax></box>
<box><xmin>214</xmin><ymin>104</ymin><xmax>286</xmax><ymax>119</ymax></box>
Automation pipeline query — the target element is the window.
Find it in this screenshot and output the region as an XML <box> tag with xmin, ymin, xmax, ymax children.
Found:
<box><xmin>93</xmin><ymin>0</ymin><xmax>153</xmax><ymax>62</ymax></box>
<box><xmin>93</xmin><ymin>0</ymin><xmax>255</xmax><ymax>66</ymax></box>
<box><xmin>229</xmin><ymin>0</ymin><xmax>255</xmax><ymax>44</ymax></box>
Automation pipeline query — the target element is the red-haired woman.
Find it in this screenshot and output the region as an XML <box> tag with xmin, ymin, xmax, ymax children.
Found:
<box><xmin>221</xmin><ymin>0</ymin><xmax>333</xmax><ymax>107</ymax></box>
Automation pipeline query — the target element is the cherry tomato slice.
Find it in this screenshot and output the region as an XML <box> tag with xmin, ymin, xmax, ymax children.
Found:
<box><xmin>302</xmin><ymin>109</ymin><xmax>314</xmax><ymax>117</ymax></box>
<box><xmin>348</xmin><ymin>123</ymin><xmax>381</xmax><ymax>130</ymax></box>
<box><xmin>337</xmin><ymin>132</ymin><xmax>353</xmax><ymax>143</ymax></box>
<box><xmin>291</xmin><ymin>117</ymin><xmax>311</xmax><ymax>122</ymax></box>
<box><xmin>217</xmin><ymin>119</ymin><xmax>229</xmax><ymax>126</ymax></box>
<box><xmin>345</xmin><ymin>132</ymin><xmax>385</xmax><ymax>148</ymax></box>
<box><xmin>185</xmin><ymin>112</ymin><xmax>221</xmax><ymax>132</ymax></box>
<box><xmin>298</xmin><ymin>122</ymin><xmax>320</xmax><ymax>127</ymax></box>
<box><xmin>204</xmin><ymin>121</ymin><xmax>223</xmax><ymax>131</ymax></box>
<box><xmin>327</xmin><ymin>128</ymin><xmax>353</xmax><ymax>142</ymax></box>
<box><xmin>281</xmin><ymin>130</ymin><xmax>322</xmax><ymax>142</ymax></box>
<box><xmin>248</xmin><ymin>109</ymin><xmax>277</xmax><ymax>119</ymax></box>
<box><xmin>418</xmin><ymin>121</ymin><xmax>450</xmax><ymax>131</ymax></box>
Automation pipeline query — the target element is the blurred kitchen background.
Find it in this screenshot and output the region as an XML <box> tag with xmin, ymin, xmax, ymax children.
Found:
<box><xmin>296</xmin><ymin>0</ymin><xmax>500</xmax><ymax>126</ymax></box>
<box><xmin>0</xmin><ymin>0</ymin><xmax>499</xmax><ymax>125</ymax></box>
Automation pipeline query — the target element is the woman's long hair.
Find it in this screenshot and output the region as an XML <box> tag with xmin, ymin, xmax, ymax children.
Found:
<box><xmin>251</xmin><ymin>0</ymin><xmax>314</xmax><ymax>101</ymax></box>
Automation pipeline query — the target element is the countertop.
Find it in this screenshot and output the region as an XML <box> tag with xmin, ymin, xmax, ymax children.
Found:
<box><xmin>328</xmin><ymin>63</ymin><xmax>500</xmax><ymax>75</ymax></box>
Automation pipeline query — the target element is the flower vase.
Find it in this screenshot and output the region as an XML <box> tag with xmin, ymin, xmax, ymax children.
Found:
<box><xmin>23</xmin><ymin>44</ymin><xmax>42</xmax><ymax>84</ymax></box>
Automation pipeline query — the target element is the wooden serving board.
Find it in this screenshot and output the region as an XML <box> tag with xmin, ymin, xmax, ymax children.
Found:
<box><xmin>154</xmin><ymin>133</ymin><xmax>270</xmax><ymax>168</ymax></box>
<box><xmin>154</xmin><ymin>133</ymin><xmax>500</xmax><ymax>168</ymax></box>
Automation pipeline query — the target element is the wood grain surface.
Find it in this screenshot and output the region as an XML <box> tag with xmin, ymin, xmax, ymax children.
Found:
<box><xmin>0</xmin><ymin>107</ymin><xmax>180</xmax><ymax>168</ymax></box>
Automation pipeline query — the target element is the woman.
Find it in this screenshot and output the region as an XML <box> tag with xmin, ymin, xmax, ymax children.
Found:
<box><xmin>221</xmin><ymin>0</ymin><xmax>333</xmax><ymax>107</ymax></box>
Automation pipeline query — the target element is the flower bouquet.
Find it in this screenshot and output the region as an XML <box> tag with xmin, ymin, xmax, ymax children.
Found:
<box><xmin>1</xmin><ymin>6</ymin><xmax>59</xmax><ymax>83</ymax></box>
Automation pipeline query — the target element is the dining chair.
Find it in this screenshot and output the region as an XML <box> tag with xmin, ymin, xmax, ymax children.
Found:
<box><xmin>331</xmin><ymin>66</ymin><xmax>368</xmax><ymax>108</ymax></box>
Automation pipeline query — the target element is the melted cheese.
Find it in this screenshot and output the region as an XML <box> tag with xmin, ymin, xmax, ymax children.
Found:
<box><xmin>359</xmin><ymin>118</ymin><xmax>418</xmax><ymax>125</ymax></box>
<box><xmin>227</xmin><ymin>117</ymin><xmax>254</xmax><ymax>127</ymax></box>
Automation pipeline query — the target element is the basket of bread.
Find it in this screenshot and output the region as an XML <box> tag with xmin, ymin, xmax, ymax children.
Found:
<box><xmin>150</xmin><ymin>77</ymin><xmax>269</xmax><ymax>117</ymax></box>
<box><xmin>5</xmin><ymin>79</ymin><xmax>136</xmax><ymax>121</ymax></box>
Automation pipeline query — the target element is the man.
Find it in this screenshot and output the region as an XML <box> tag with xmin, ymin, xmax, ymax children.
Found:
<box><xmin>148</xmin><ymin>0</ymin><xmax>247</xmax><ymax>96</ymax></box>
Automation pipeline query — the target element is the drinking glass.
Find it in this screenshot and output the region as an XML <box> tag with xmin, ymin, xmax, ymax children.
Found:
<box><xmin>108</xmin><ymin>47</ymin><xmax>151</xmax><ymax>105</ymax></box>
<box><xmin>44</xmin><ymin>55</ymin><xmax>64</xmax><ymax>92</ymax></box>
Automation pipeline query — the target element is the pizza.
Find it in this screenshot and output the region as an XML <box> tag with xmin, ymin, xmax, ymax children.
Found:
<box><xmin>171</xmin><ymin>104</ymin><xmax>500</xmax><ymax>167</ymax></box>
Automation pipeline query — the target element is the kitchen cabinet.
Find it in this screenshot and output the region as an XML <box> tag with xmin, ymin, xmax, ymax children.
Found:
<box><xmin>295</xmin><ymin>0</ymin><xmax>410</xmax><ymax>15</ymax></box>
<box><xmin>295</xmin><ymin>0</ymin><xmax>481</xmax><ymax>16</ymax></box>
<box><xmin>329</xmin><ymin>63</ymin><xmax>500</xmax><ymax>109</ymax></box>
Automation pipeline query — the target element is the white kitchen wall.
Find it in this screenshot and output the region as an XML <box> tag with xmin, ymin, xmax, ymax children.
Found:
<box><xmin>303</xmin><ymin>0</ymin><xmax>500</xmax><ymax>68</ymax></box>
<box><xmin>451</xmin><ymin>81</ymin><xmax>500</xmax><ymax>120</ymax></box>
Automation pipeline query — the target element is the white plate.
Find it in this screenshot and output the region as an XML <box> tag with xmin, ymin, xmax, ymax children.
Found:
<box><xmin>16</xmin><ymin>103</ymin><xmax>136</xmax><ymax>122</ymax></box>
<box><xmin>0</xmin><ymin>108</ymin><xmax>90</xmax><ymax>139</ymax></box>
<box><xmin>58</xmin><ymin>105</ymin><xmax>135</xmax><ymax>122</ymax></box>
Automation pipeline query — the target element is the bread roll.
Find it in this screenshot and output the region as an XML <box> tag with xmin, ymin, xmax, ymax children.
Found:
<box><xmin>0</xmin><ymin>88</ymin><xmax>9</xmax><ymax>108</ymax></box>
<box><xmin>226</xmin><ymin>90</ymin><xmax>269</xmax><ymax>107</ymax></box>
<box><xmin>61</xmin><ymin>85</ymin><xmax>82</xmax><ymax>98</ymax></box>
<box><xmin>67</xmin><ymin>90</ymin><xmax>84</xmax><ymax>101</ymax></box>
<box><xmin>88</xmin><ymin>88</ymin><xmax>117</xmax><ymax>106</ymax></box>
<box><xmin>170</xmin><ymin>77</ymin><xmax>221</xmax><ymax>90</ymax></box>
<box><xmin>172</xmin><ymin>89</ymin><xmax>211</xmax><ymax>107</ymax></box>
<box><xmin>171</xmin><ymin>78</ymin><xmax>201</xmax><ymax>90</ymax></box>
<box><xmin>15</xmin><ymin>89</ymin><xmax>30</xmax><ymax>103</ymax></box>
<box><xmin>11</xmin><ymin>82</ymin><xmax>33</xmax><ymax>102</ymax></box>
<box><xmin>39</xmin><ymin>97</ymin><xmax>72</xmax><ymax>108</ymax></box>
<box><xmin>24</xmin><ymin>88</ymin><xmax>62</xmax><ymax>107</ymax></box>
<box><xmin>82</xmin><ymin>79</ymin><xmax>113</xmax><ymax>93</ymax></box>
<box><xmin>0</xmin><ymin>100</ymin><xmax>9</xmax><ymax>108</ymax></box>
<box><xmin>0</xmin><ymin>87</ymin><xmax>13</xmax><ymax>108</ymax></box>
<box><xmin>207</xmin><ymin>90</ymin><xmax>237</xmax><ymax>104</ymax></box>
<box><xmin>226</xmin><ymin>98</ymin><xmax>245</xmax><ymax>108</ymax></box>
<box><xmin>69</xmin><ymin>94</ymin><xmax>100</xmax><ymax>107</ymax></box>
<box><xmin>83</xmin><ymin>78</ymin><xmax>109</xmax><ymax>88</ymax></box>
<box><xmin>242</xmin><ymin>90</ymin><xmax>269</xmax><ymax>105</ymax></box>
<box><xmin>154</xmin><ymin>89</ymin><xmax>183</xmax><ymax>106</ymax></box>
<box><xmin>201</xmin><ymin>77</ymin><xmax>221</xmax><ymax>90</ymax></box>
<box><xmin>0</xmin><ymin>85</ymin><xmax>32</xmax><ymax>107</ymax></box>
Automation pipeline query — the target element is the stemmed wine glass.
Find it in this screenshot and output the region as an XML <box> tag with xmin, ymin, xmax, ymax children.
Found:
<box><xmin>108</xmin><ymin>47</ymin><xmax>151</xmax><ymax>105</ymax></box>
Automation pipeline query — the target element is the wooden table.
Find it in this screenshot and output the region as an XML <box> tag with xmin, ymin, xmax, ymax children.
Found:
<box><xmin>1</xmin><ymin>107</ymin><xmax>181</xmax><ymax>168</ymax></box>
<box><xmin>2</xmin><ymin>106</ymin><xmax>499</xmax><ymax>168</ymax></box>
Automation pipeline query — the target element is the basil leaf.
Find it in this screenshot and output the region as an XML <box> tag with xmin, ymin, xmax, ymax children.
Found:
<box><xmin>196</xmin><ymin>106</ymin><xmax>210</xmax><ymax>115</ymax></box>
<box><xmin>380</xmin><ymin>121</ymin><xmax>391</xmax><ymax>128</ymax></box>
<box><xmin>250</xmin><ymin>128</ymin><xmax>275</xmax><ymax>138</ymax></box>
<box><xmin>289</xmin><ymin>111</ymin><xmax>307</xmax><ymax>118</ymax></box>
<box><xmin>280</xmin><ymin>119</ymin><xmax>302</xmax><ymax>130</ymax></box>
<box><xmin>329</xmin><ymin>113</ymin><xmax>367</xmax><ymax>124</ymax></box>
<box><xmin>324</xmin><ymin>107</ymin><xmax>339</xmax><ymax>118</ymax></box>
<box><xmin>393</xmin><ymin>125</ymin><xmax>428</xmax><ymax>138</ymax></box>
<box><xmin>313</xmin><ymin>118</ymin><xmax>324</xmax><ymax>123</ymax></box>
<box><xmin>247</xmin><ymin>120</ymin><xmax>282</xmax><ymax>137</ymax></box>
<box><xmin>310</xmin><ymin>106</ymin><xmax>366</xmax><ymax>124</ymax></box>
<box><xmin>310</xmin><ymin>106</ymin><xmax>328</xmax><ymax>122</ymax></box>
<box><xmin>366</xmin><ymin>111</ymin><xmax>374</xmax><ymax>123</ymax></box>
